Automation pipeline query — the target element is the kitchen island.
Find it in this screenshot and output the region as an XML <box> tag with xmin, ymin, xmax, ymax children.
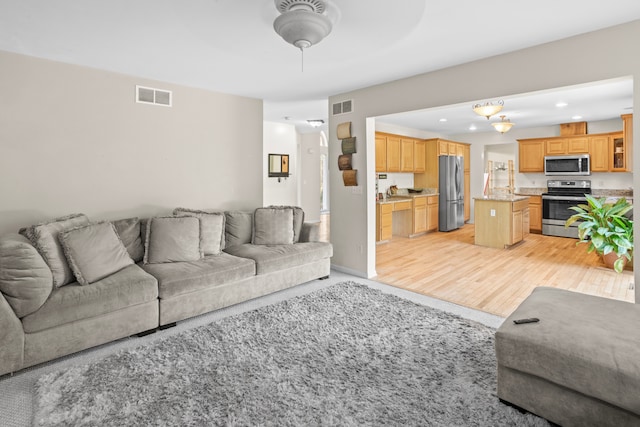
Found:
<box><xmin>474</xmin><ymin>195</ymin><xmax>530</xmax><ymax>249</ymax></box>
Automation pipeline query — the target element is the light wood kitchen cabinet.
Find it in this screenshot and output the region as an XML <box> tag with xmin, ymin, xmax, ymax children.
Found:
<box><xmin>518</xmin><ymin>140</ymin><xmax>545</xmax><ymax>172</ymax></box>
<box><xmin>589</xmin><ymin>135</ymin><xmax>609</xmax><ymax>172</ymax></box>
<box><xmin>567</xmin><ymin>137</ymin><xmax>589</xmax><ymax>153</ymax></box>
<box><xmin>545</xmin><ymin>137</ymin><xmax>588</xmax><ymax>155</ymax></box>
<box><xmin>375</xmin><ymin>134</ymin><xmax>387</xmax><ymax>172</ymax></box>
<box><xmin>464</xmin><ymin>171</ymin><xmax>470</xmax><ymax>221</ymax></box>
<box><xmin>528</xmin><ymin>195</ymin><xmax>542</xmax><ymax>233</ymax></box>
<box><xmin>520</xmin><ymin>127</ymin><xmax>630</xmax><ymax>173</ymax></box>
<box><xmin>400</xmin><ymin>138</ymin><xmax>415</xmax><ymax>172</ymax></box>
<box><xmin>474</xmin><ymin>197</ymin><xmax>530</xmax><ymax>249</ymax></box>
<box><xmin>463</xmin><ymin>145</ymin><xmax>470</xmax><ymax>172</ymax></box>
<box><xmin>427</xmin><ymin>195</ymin><xmax>438</xmax><ymax>231</ymax></box>
<box><xmin>523</xmin><ymin>208</ymin><xmax>530</xmax><ymax>237</ymax></box>
<box><xmin>438</xmin><ymin>140</ymin><xmax>448</xmax><ymax>156</ymax></box>
<box><xmin>610</xmin><ymin>131</ymin><xmax>627</xmax><ymax>172</ymax></box>
<box><xmin>545</xmin><ymin>138</ymin><xmax>567</xmax><ymax>155</ymax></box>
<box><xmin>376</xmin><ymin>203</ymin><xmax>393</xmax><ymax>242</ymax></box>
<box><xmin>622</xmin><ymin>113</ymin><xmax>633</xmax><ymax>171</ymax></box>
<box><xmin>412</xmin><ymin>196</ymin><xmax>427</xmax><ymax>235</ymax></box>
<box><xmin>375</xmin><ymin>132</ymin><xmax>425</xmax><ymax>173</ymax></box>
<box><xmin>386</xmin><ymin>136</ymin><xmax>401</xmax><ymax>172</ymax></box>
<box><xmin>414</xmin><ymin>140</ymin><xmax>426</xmax><ymax>173</ymax></box>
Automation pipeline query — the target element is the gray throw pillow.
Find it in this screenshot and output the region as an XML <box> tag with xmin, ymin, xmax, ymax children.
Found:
<box><xmin>112</xmin><ymin>217</ymin><xmax>144</xmax><ymax>262</ymax></box>
<box><xmin>0</xmin><ymin>233</ymin><xmax>53</xmax><ymax>318</ymax></box>
<box><xmin>59</xmin><ymin>222</ymin><xmax>134</xmax><ymax>285</ymax></box>
<box><xmin>19</xmin><ymin>213</ymin><xmax>90</xmax><ymax>287</ymax></box>
<box><xmin>252</xmin><ymin>207</ymin><xmax>294</xmax><ymax>245</ymax></box>
<box><xmin>144</xmin><ymin>216</ymin><xmax>202</xmax><ymax>264</ymax></box>
<box><xmin>173</xmin><ymin>208</ymin><xmax>225</xmax><ymax>255</ymax></box>
<box><xmin>268</xmin><ymin>205</ymin><xmax>304</xmax><ymax>242</ymax></box>
<box><xmin>224</xmin><ymin>211</ymin><xmax>254</xmax><ymax>248</ymax></box>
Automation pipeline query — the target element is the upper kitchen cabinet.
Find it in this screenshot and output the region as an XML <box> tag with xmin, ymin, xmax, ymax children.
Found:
<box><xmin>375</xmin><ymin>132</ymin><xmax>427</xmax><ymax>173</ymax></box>
<box><xmin>545</xmin><ymin>137</ymin><xmax>588</xmax><ymax>155</ymax></box>
<box><xmin>518</xmin><ymin>139</ymin><xmax>545</xmax><ymax>173</ymax></box>
<box><xmin>375</xmin><ymin>134</ymin><xmax>387</xmax><ymax>172</ymax></box>
<box><xmin>609</xmin><ymin>132</ymin><xmax>626</xmax><ymax>171</ymax></box>
<box><xmin>386</xmin><ymin>135</ymin><xmax>401</xmax><ymax>172</ymax></box>
<box><xmin>414</xmin><ymin>140</ymin><xmax>426</xmax><ymax>173</ymax></box>
<box><xmin>400</xmin><ymin>138</ymin><xmax>415</xmax><ymax>172</ymax></box>
<box><xmin>617</xmin><ymin>113</ymin><xmax>634</xmax><ymax>172</ymax></box>
<box><xmin>589</xmin><ymin>135</ymin><xmax>610</xmax><ymax>172</ymax></box>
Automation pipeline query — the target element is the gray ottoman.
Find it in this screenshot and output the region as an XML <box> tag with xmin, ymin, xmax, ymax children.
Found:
<box><xmin>495</xmin><ymin>287</ymin><xmax>640</xmax><ymax>427</ymax></box>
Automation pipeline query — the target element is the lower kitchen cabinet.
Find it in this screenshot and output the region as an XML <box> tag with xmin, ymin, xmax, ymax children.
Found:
<box><xmin>528</xmin><ymin>195</ymin><xmax>542</xmax><ymax>233</ymax></box>
<box><xmin>474</xmin><ymin>197</ymin><xmax>530</xmax><ymax>249</ymax></box>
<box><xmin>412</xmin><ymin>196</ymin><xmax>427</xmax><ymax>235</ymax></box>
<box><xmin>427</xmin><ymin>195</ymin><xmax>438</xmax><ymax>231</ymax></box>
<box><xmin>376</xmin><ymin>203</ymin><xmax>393</xmax><ymax>242</ymax></box>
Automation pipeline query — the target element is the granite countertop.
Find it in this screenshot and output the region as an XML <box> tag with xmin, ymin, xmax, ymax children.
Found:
<box><xmin>377</xmin><ymin>194</ymin><xmax>439</xmax><ymax>204</ymax></box>
<box><xmin>474</xmin><ymin>195</ymin><xmax>530</xmax><ymax>202</ymax></box>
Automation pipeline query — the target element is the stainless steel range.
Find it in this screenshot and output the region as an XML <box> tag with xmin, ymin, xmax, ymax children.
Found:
<box><xmin>542</xmin><ymin>180</ymin><xmax>592</xmax><ymax>238</ymax></box>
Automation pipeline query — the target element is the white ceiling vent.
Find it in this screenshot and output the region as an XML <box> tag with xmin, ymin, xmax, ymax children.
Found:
<box><xmin>332</xmin><ymin>99</ymin><xmax>353</xmax><ymax>116</ymax></box>
<box><xmin>136</xmin><ymin>85</ymin><xmax>172</xmax><ymax>107</ymax></box>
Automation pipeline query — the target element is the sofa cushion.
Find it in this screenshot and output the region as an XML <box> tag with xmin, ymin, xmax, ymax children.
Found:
<box><xmin>144</xmin><ymin>216</ymin><xmax>202</xmax><ymax>264</ymax></box>
<box><xmin>173</xmin><ymin>208</ymin><xmax>225</xmax><ymax>255</ymax></box>
<box><xmin>59</xmin><ymin>222</ymin><xmax>134</xmax><ymax>285</ymax></box>
<box><xmin>269</xmin><ymin>206</ymin><xmax>304</xmax><ymax>242</ymax></box>
<box><xmin>21</xmin><ymin>264</ymin><xmax>158</xmax><ymax>333</ymax></box>
<box><xmin>0</xmin><ymin>233</ymin><xmax>53</xmax><ymax>318</ymax></box>
<box><xmin>224</xmin><ymin>211</ymin><xmax>253</xmax><ymax>248</ymax></box>
<box><xmin>142</xmin><ymin>253</ymin><xmax>256</xmax><ymax>300</ymax></box>
<box><xmin>223</xmin><ymin>242</ymin><xmax>333</xmax><ymax>275</ymax></box>
<box><xmin>19</xmin><ymin>213</ymin><xmax>90</xmax><ymax>287</ymax></box>
<box><xmin>252</xmin><ymin>207</ymin><xmax>294</xmax><ymax>245</ymax></box>
<box><xmin>496</xmin><ymin>287</ymin><xmax>640</xmax><ymax>417</ymax></box>
<box><xmin>112</xmin><ymin>217</ymin><xmax>144</xmax><ymax>262</ymax></box>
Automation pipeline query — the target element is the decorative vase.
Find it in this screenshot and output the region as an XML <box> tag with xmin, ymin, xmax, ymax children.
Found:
<box><xmin>602</xmin><ymin>252</ymin><xmax>628</xmax><ymax>271</ymax></box>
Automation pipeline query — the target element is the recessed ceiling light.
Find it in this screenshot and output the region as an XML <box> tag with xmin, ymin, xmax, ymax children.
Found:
<box><xmin>556</xmin><ymin>102</ymin><xmax>568</xmax><ymax>108</ymax></box>
<box><xmin>572</xmin><ymin>115</ymin><xmax>583</xmax><ymax>120</ymax></box>
<box><xmin>469</xmin><ymin>124</ymin><xmax>477</xmax><ymax>131</ymax></box>
<box><xmin>439</xmin><ymin>118</ymin><xmax>447</xmax><ymax>122</ymax></box>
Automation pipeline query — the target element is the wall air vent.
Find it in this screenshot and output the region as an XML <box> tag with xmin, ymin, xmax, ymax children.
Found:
<box><xmin>332</xmin><ymin>99</ymin><xmax>353</xmax><ymax>116</ymax></box>
<box><xmin>136</xmin><ymin>85</ymin><xmax>172</xmax><ymax>107</ymax></box>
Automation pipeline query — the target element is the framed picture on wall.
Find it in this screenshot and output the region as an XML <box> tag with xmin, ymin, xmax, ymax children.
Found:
<box><xmin>268</xmin><ymin>153</ymin><xmax>289</xmax><ymax>178</ymax></box>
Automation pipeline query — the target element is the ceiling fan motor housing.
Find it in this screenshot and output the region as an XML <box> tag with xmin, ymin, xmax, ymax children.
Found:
<box><xmin>274</xmin><ymin>0</ymin><xmax>332</xmax><ymax>49</ymax></box>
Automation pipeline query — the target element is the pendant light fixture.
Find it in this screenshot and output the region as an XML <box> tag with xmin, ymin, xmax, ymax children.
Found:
<box><xmin>472</xmin><ymin>100</ymin><xmax>504</xmax><ymax>119</ymax></box>
<box><xmin>273</xmin><ymin>0</ymin><xmax>333</xmax><ymax>71</ymax></box>
<box><xmin>492</xmin><ymin>115</ymin><xmax>515</xmax><ymax>134</ymax></box>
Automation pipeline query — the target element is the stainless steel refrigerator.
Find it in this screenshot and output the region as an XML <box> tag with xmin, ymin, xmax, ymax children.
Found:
<box><xmin>438</xmin><ymin>155</ymin><xmax>465</xmax><ymax>232</ymax></box>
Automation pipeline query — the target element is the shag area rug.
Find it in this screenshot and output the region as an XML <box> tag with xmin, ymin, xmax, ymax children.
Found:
<box><xmin>33</xmin><ymin>282</ymin><xmax>548</xmax><ymax>426</ymax></box>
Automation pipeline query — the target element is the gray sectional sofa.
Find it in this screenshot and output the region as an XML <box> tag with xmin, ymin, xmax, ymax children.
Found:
<box><xmin>0</xmin><ymin>206</ymin><xmax>332</xmax><ymax>376</ymax></box>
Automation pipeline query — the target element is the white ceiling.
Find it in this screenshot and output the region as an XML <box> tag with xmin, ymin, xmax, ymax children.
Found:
<box><xmin>1</xmin><ymin>1</ymin><xmax>639</xmax><ymax>134</ymax></box>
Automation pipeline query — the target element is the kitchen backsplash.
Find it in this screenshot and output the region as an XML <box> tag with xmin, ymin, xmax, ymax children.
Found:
<box><xmin>376</xmin><ymin>172</ymin><xmax>414</xmax><ymax>195</ymax></box>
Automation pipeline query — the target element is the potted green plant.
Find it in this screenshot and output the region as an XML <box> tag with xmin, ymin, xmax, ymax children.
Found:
<box><xmin>565</xmin><ymin>194</ymin><xmax>633</xmax><ymax>273</ymax></box>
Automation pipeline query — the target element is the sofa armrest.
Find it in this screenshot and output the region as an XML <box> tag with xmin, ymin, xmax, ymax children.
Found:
<box><xmin>0</xmin><ymin>291</ymin><xmax>24</xmax><ymax>375</ymax></box>
<box><xmin>299</xmin><ymin>222</ymin><xmax>321</xmax><ymax>242</ymax></box>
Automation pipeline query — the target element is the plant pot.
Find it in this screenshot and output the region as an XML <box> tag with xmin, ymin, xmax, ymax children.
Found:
<box><xmin>601</xmin><ymin>252</ymin><xmax>628</xmax><ymax>271</ymax></box>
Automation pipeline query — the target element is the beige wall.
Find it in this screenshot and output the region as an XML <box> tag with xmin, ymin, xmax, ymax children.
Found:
<box><xmin>328</xmin><ymin>20</ymin><xmax>640</xmax><ymax>293</ymax></box>
<box><xmin>0</xmin><ymin>50</ymin><xmax>263</xmax><ymax>234</ymax></box>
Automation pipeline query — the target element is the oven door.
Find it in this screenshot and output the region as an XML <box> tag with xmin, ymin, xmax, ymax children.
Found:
<box><xmin>542</xmin><ymin>195</ymin><xmax>587</xmax><ymax>238</ymax></box>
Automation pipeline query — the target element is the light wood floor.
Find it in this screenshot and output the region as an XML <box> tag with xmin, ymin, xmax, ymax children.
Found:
<box><xmin>375</xmin><ymin>225</ymin><xmax>635</xmax><ymax>318</ymax></box>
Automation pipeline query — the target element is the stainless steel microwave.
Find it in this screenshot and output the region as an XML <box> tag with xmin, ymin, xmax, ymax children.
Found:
<box><xmin>544</xmin><ymin>155</ymin><xmax>590</xmax><ymax>176</ymax></box>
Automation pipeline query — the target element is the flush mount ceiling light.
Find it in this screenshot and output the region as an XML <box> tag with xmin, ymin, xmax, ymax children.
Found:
<box><xmin>492</xmin><ymin>115</ymin><xmax>515</xmax><ymax>134</ymax></box>
<box><xmin>472</xmin><ymin>100</ymin><xmax>504</xmax><ymax>119</ymax></box>
<box><xmin>273</xmin><ymin>0</ymin><xmax>332</xmax><ymax>69</ymax></box>
<box><xmin>307</xmin><ymin>119</ymin><xmax>324</xmax><ymax>127</ymax></box>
